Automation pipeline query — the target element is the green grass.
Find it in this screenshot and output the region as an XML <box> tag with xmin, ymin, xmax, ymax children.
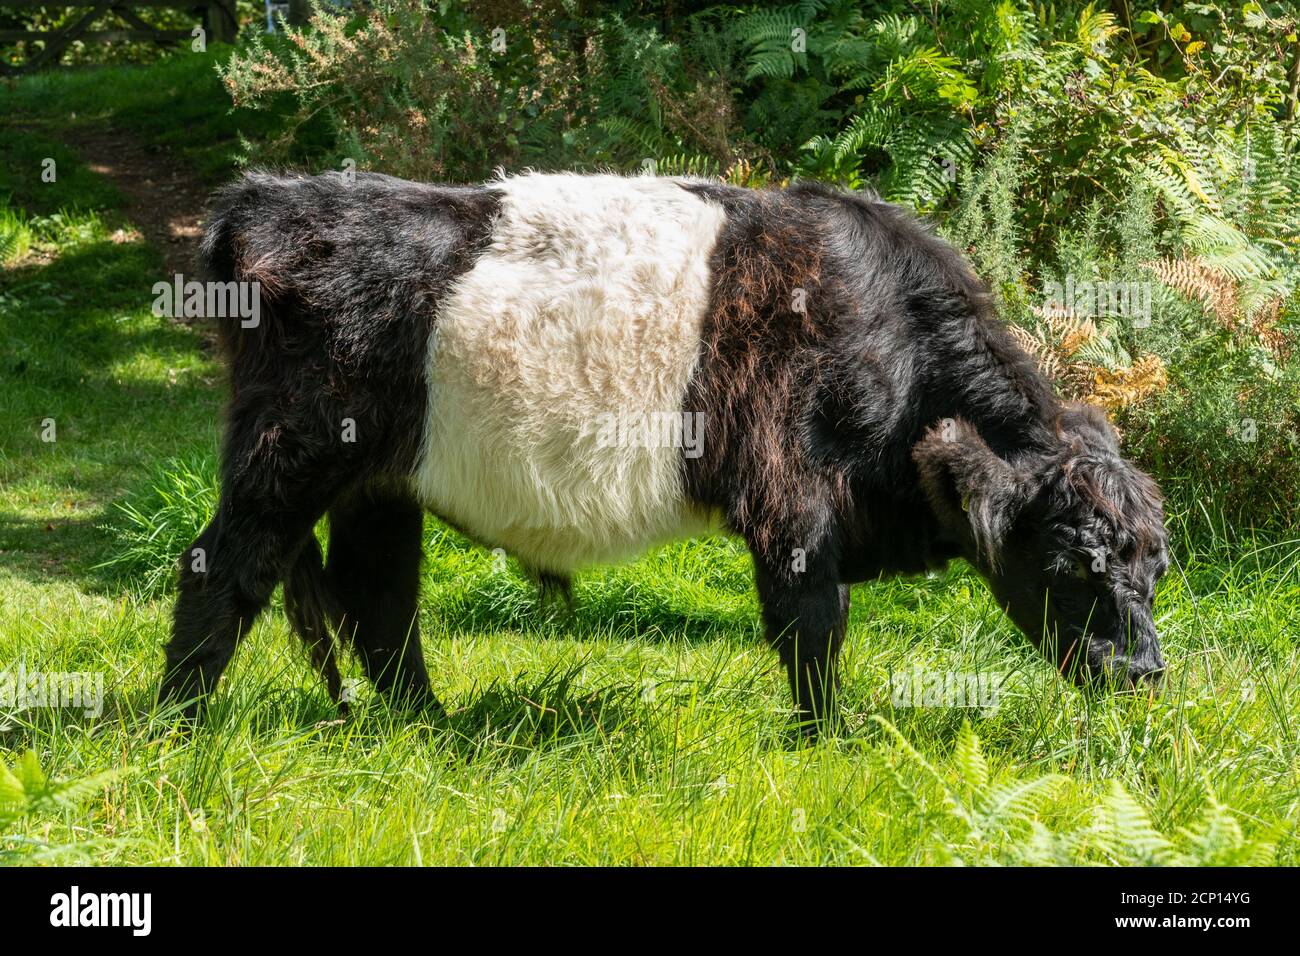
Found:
<box><xmin>1</xmin><ymin>60</ymin><xmax>1297</xmax><ymax>867</ymax></box>
<box><xmin>0</xmin><ymin>47</ymin><xmax>293</xmax><ymax>184</ymax></box>
<box><xmin>0</xmin><ymin>127</ymin><xmax>124</xmax><ymax>216</ymax></box>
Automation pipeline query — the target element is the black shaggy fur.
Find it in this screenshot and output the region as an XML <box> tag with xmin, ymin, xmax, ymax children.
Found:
<box><xmin>682</xmin><ymin>182</ymin><xmax>1168</xmax><ymax>729</ymax></box>
<box><xmin>164</xmin><ymin>170</ymin><xmax>1170</xmax><ymax>737</ymax></box>
<box><xmin>160</xmin><ymin>172</ymin><xmax>497</xmax><ymax>715</ymax></box>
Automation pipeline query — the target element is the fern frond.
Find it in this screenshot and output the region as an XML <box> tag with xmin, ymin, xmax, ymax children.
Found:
<box><xmin>0</xmin><ymin>751</ymin><xmax>117</xmax><ymax>837</ymax></box>
<box><xmin>734</xmin><ymin>10</ymin><xmax>810</xmax><ymax>81</ymax></box>
<box><xmin>953</xmin><ymin>720</ymin><xmax>989</xmax><ymax>793</ymax></box>
<box><xmin>1147</xmin><ymin>257</ymin><xmax>1237</xmax><ymax>323</ymax></box>
<box><xmin>975</xmin><ymin>776</ymin><xmax>1062</xmax><ymax>831</ymax></box>
<box><xmin>1177</xmin><ymin>795</ymin><xmax>1275</xmax><ymax>866</ymax></box>
<box><xmin>1093</xmin><ymin>782</ymin><xmax>1177</xmax><ymax>865</ymax></box>
<box><xmin>1075</xmin><ymin>2</ymin><xmax>1122</xmax><ymax>53</ymax></box>
<box><xmin>650</xmin><ymin>152</ymin><xmax>722</xmax><ymax>179</ymax></box>
<box><xmin>1084</xmin><ymin>354</ymin><xmax>1168</xmax><ymax>412</ymax></box>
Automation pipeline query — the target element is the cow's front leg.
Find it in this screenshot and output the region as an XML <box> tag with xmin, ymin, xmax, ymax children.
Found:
<box><xmin>752</xmin><ymin>555</ymin><xmax>850</xmax><ymax>738</ymax></box>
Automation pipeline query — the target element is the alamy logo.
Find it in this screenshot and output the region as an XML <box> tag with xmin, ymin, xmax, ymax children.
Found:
<box><xmin>1041</xmin><ymin>277</ymin><xmax>1152</xmax><ymax>326</ymax></box>
<box><xmin>890</xmin><ymin>667</ymin><xmax>1003</xmax><ymax>715</ymax></box>
<box><xmin>0</xmin><ymin>663</ymin><xmax>103</xmax><ymax>718</ymax></box>
<box><xmin>49</xmin><ymin>886</ymin><xmax>151</xmax><ymax>936</ymax></box>
<box><xmin>594</xmin><ymin>411</ymin><xmax>705</xmax><ymax>458</ymax></box>
<box><xmin>152</xmin><ymin>273</ymin><xmax>261</xmax><ymax>328</ymax></box>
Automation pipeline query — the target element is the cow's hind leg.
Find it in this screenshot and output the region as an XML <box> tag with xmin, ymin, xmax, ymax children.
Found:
<box><xmin>326</xmin><ymin>485</ymin><xmax>439</xmax><ymax>712</ymax></box>
<box><xmin>752</xmin><ymin>552</ymin><xmax>850</xmax><ymax>739</ymax></box>
<box><xmin>160</xmin><ymin>396</ymin><xmax>350</xmax><ymax>718</ymax></box>
<box><xmin>284</xmin><ymin>534</ymin><xmax>347</xmax><ymax>709</ymax></box>
<box><xmin>161</xmin><ymin>491</ymin><xmax>333</xmax><ymax>719</ymax></box>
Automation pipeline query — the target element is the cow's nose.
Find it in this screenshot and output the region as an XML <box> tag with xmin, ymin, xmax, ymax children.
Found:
<box><xmin>1127</xmin><ymin>656</ymin><xmax>1166</xmax><ymax>689</ymax></box>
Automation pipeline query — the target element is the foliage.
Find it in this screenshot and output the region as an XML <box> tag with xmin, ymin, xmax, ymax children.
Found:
<box><xmin>875</xmin><ymin>719</ymin><xmax>1275</xmax><ymax>865</ymax></box>
<box><xmin>1008</xmin><ymin>311</ymin><xmax>1170</xmax><ymax>413</ymax></box>
<box><xmin>733</xmin><ymin>0</ymin><xmax>979</xmax><ymax>208</ymax></box>
<box><xmin>0</xmin><ymin>0</ymin><xmax>269</xmax><ymax>71</ymax></box>
<box><xmin>0</xmin><ymin>203</ymin><xmax>34</xmax><ymax>266</ymax></box>
<box><xmin>0</xmin><ymin>751</ymin><xmax>117</xmax><ymax>862</ymax></box>
<box><xmin>219</xmin><ymin>2</ymin><xmax>521</xmax><ymax>181</ymax></box>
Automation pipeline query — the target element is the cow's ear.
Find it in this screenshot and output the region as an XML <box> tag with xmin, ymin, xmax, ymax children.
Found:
<box><xmin>912</xmin><ymin>417</ymin><xmax>1028</xmax><ymax>566</ymax></box>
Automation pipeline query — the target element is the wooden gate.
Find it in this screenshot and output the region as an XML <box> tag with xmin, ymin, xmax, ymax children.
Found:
<box><xmin>0</xmin><ymin>0</ymin><xmax>237</xmax><ymax>76</ymax></box>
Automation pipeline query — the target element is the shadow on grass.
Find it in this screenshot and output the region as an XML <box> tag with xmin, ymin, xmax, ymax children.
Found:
<box><xmin>0</xmin><ymin>662</ymin><xmax>660</xmax><ymax>772</ymax></box>
<box><xmin>0</xmin><ymin>234</ymin><xmax>221</xmax><ymax>594</ymax></box>
<box><xmin>3</xmin><ymin>653</ymin><xmax>1007</xmax><ymax>763</ymax></box>
<box><xmin>429</xmin><ymin>591</ymin><xmax>758</xmax><ymax>647</ymax></box>
<box><xmin>436</xmin><ymin>661</ymin><xmax>647</xmax><ymax>761</ymax></box>
<box><xmin>0</xmin><ymin>238</ymin><xmax>209</xmax><ymax>373</ymax></box>
<box><xmin>0</xmin><ymin>127</ymin><xmax>126</xmax><ymax>215</ymax></box>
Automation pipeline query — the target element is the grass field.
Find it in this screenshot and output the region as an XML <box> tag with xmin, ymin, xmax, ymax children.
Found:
<box><xmin>2</xmin><ymin>56</ymin><xmax>1297</xmax><ymax>866</ymax></box>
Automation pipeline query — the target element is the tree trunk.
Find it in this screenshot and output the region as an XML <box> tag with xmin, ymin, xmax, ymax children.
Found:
<box><xmin>206</xmin><ymin>0</ymin><xmax>237</xmax><ymax>43</ymax></box>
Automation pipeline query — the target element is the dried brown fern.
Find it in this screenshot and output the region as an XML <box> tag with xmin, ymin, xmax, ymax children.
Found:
<box><xmin>1013</xmin><ymin>305</ymin><xmax>1167</xmax><ymax>412</ymax></box>
<box><xmin>1146</xmin><ymin>256</ymin><xmax>1289</xmax><ymax>359</ymax></box>
<box><xmin>1084</xmin><ymin>354</ymin><xmax>1169</xmax><ymax>412</ymax></box>
<box><xmin>1146</xmin><ymin>257</ymin><xmax>1237</xmax><ymax>324</ymax></box>
<box><xmin>1009</xmin><ymin>321</ymin><xmax>1065</xmax><ymax>383</ymax></box>
<box><xmin>1016</xmin><ymin>307</ymin><xmax>1099</xmax><ymax>395</ymax></box>
<box><xmin>1246</xmin><ymin>297</ymin><xmax>1291</xmax><ymax>362</ymax></box>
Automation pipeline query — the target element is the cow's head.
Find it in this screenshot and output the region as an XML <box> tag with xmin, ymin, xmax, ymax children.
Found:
<box><xmin>913</xmin><ymin>405</ymin><xmax>1169</xmax><ymax>689</ymax></box>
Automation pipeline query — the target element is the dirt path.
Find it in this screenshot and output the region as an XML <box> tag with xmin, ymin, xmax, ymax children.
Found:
<box><xmin>60</xmin><ymin>124</ymin><xmax>210</xmax><ymax>277</ymax></box>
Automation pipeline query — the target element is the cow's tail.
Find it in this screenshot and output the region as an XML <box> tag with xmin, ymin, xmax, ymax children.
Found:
<box><xmin>283</xmin><ymin>536</ymin><xmax>348</xmax><ymax>710</ymax></box>
<box><xmin>196</xmin><ymin>170</ymin><xmax>300</xmax><ymax>363</ymax></box>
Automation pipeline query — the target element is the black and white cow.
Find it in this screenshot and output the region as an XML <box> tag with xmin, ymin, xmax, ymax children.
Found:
<box><xmin>161</xmin><ymin>170</ymin><xmax>1169</xmax><ymax>734</ymax></box>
